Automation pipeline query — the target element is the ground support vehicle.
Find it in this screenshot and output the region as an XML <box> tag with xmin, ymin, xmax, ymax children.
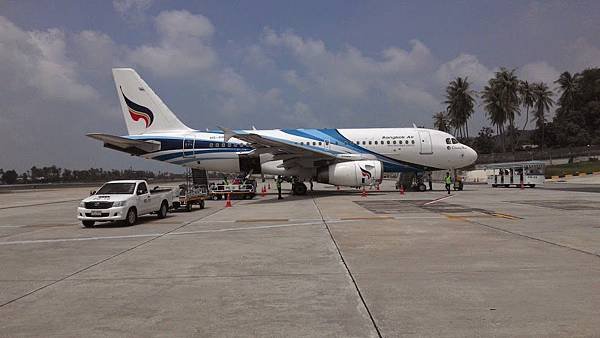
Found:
<box><xmin>173</xmin><ymin>184</ymin><xmax>207</xmax><ymax>212</ymax></box>
<box><xmin>209</xmin><ymin>181</ymin><xmax>256</xmax><ymax>200</ymax></box>
<box><xmin>77</xmin><ymin>180</ymin><xmax>177</xmax><ymax>227</ymax></box>
<box><xmin>485</xmin><ymin>161</ymin><xmax>546</xmax><ymax>188</ymax></box>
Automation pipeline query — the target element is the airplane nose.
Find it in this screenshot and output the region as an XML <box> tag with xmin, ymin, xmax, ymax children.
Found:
<box><xmin>466</xmin><ymin>147</ymin><xmax>478</xmax><ymax>165</ymax></box>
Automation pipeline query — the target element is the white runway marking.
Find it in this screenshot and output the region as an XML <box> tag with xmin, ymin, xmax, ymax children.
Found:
<box><xmin>423</xmin><ymin>195</ymin><xmax>455</xmax><ymax>205</ymax></box>
<box><xmin>0</xmin><ymin>220</ymin><xmax>355</xmax><ymax>246</ymax></box>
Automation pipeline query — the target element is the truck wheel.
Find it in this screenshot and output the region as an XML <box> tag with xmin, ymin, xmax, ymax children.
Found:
<box><xmin>82</xmin><ymin>220</ymin><xmax>95</xmax><ymax>228</ymax></box>
<box><xmin>418</xmin><ymin>183</ymin><xmax>427</xmax><ymax>192</ymax></box>
<box><xmin>186</xmin><ymin>203</ymin><xmax>192</xmax><ymax>212</ymax></box>
<box><xmin>199</xmin><ymin>200</ymin><xmax>205</xmax><ymax>209</ymax></box>
<box><xmin>157</xmin><ymin>202</ymin><xmax>168</xmax><ymax>219</ymax></box>
<box><xmin>124</xmin><ymin>208</ymin><xmax>137</xmax><ymax>226</ymax></box>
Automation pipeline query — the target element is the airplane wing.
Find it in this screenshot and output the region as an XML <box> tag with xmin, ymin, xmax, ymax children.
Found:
<box><xmin>222</xmin><ymin>128</ymin><xmax>342</xmax><ymax>166</ymax></box>
<box><xmin>87</xmin><ymin>133</ymin><xmax>161</xmax><ymax>155</ymax></box>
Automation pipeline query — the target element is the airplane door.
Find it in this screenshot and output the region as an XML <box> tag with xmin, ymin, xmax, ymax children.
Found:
<box><xmin>182</xmin><ymin>135</ymin><xmax>195</xmax><ymax>158</ymax></box>
<box><xmin>417</xmin><ymin>130</ymin><xmax>433</xmax><ymax>154</ymax></box>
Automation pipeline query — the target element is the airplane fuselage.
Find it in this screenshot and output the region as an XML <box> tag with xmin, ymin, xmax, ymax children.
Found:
<box><xmin>128</xmin><ymin>127</ymin><xmax>477</xmax><ymax>180</ymax></box>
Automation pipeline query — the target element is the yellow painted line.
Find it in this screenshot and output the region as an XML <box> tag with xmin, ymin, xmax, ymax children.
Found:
<box><xmin>444</xmin><ymin>214</ymin><xmax>466</xmax><ymax>221</ymax></box>
<box><xmin>551</xmin><ymin>175</ymin><xmax>559</xmax><ymax>180</ymax></box>
<box><xmin>578</xmin><ymin>172</ymin><xmax>587</xmax><ymax>177</ymax></box>
<box><xmin>593</xmin><ymin>171</ymin><xmax>600</xmax><ymax>176</ymax></box>
<box><xmin>491</xmin><ymin>212</ymin><xmax>520</xmax><ymax>220</ymax></box>
<box><xmin>565</xmin><ymin>174</ymin><xmax>573</xmax><ymax>178</ymax></box>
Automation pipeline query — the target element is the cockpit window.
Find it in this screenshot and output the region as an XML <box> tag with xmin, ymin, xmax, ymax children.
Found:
<box><xmin>446</xmin><ymin>138</ymin><xmax>451</xmax><ymax>144</ymax></box>
<box><xmin>451</xmin><ymin>138</ymin><xmax>459</xmax><ymax>144</ymax></box>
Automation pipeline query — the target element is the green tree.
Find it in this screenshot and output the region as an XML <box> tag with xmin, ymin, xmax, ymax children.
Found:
<box><xmin>2</xmin><ymin>170</ymin><xmax>19</xmax><ymax>184</ymax></box>
<box><xmin>432</xmin><ymin>111</ymin><xmax>451</xmax><ymax>132</ymax></box>
<box><xmin>481</xmin><ymin>84</ymin><xmax>506</xmax><ymax>151</ymax></box>
<box><xmin>531</xmin><ymin>82</ymin><xmax>555</xmax><ymax>154</ymax></box>
<box><xmin>516</xmin><ymin>80</ymin><xmax>535</xmax><ymax>147</ymax></box>
<box><xmin>555</xmin><ymin>71</ymin><xmax>578</xmax><ymax>113</ymax></box>
<box><xmin>472</xmin><ymin>127</ymin><xmax>495</xmax><ymax>154</ymax></box>
<box><xmin>444</xmin><ymin>77</ymin><xmax>476</xmax><ymax>138</ymax></box>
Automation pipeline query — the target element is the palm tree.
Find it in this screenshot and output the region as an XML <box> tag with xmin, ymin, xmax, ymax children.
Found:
<box><xmin>532</xmin><ymin>82</ymin><xmax>555</xmax><ymax>155</ymax></box>
<box><xmin>516</xmin><ymin>80</ymin><xmax>535</xmax><ymax>147</ymax></box>
<box><xmin>433</xmin><ymin>111</ymin><xmax>451</xmax><ymax>132</ymax></box>
<box><xmin>481</xmin><ymin>84</ymin><xmax>505</xmax><ymax>151</ymax></box>
<box><xmin>444</xmin><ymin>77</ymin><xmax>476</xmax><ymax>139</ymax></box>
<box><xmin>554</xmin><ymin>71</ymin><xmax>578</xmax><ymax>112</ymax></box>
<box><xmin>494</xmin><ymin>68</ymin><xmax>521</xmax><ymax>152</ymax></box>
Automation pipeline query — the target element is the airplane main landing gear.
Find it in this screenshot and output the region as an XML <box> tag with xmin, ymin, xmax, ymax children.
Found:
<box><xmin>292</xmin><ymin>182</ymin><xmax>308</xmax><ymax>195</ymax></box>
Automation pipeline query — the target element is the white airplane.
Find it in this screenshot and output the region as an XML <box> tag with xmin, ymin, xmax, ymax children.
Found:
<box><xmin>88</xmin><ymin>68</ymin><xmax>477</xmax><ymax>195</ymax></box>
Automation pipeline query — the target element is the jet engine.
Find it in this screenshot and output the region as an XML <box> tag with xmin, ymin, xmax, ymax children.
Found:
<box><xmin>316</xmin><ymin>160</ymin><xmax>383</xmax><ymax>187</ymax></box>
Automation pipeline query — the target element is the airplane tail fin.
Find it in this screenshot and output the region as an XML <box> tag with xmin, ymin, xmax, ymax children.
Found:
<box><xmin>112</xmin><ymin>68</ymin><xmax>192</xmax><ymax>135</ymax></box>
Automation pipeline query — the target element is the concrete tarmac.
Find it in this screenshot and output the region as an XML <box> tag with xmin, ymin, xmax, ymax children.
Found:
<box><xmin>0</xmin><ymin>180</ymin><xmax>599</xmax><ymax>337</ymax></box>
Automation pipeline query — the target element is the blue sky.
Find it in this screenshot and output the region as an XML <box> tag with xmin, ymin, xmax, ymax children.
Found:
<box><xmin>1</xmin><ymin>0</ymin><xmax>599</xmax><ymax>171</ymax></box>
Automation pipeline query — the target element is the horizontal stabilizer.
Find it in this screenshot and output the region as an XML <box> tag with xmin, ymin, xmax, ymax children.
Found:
<box><xmin>87</xmin><ymin>133</ymin><xmax>161</xmax><ymax>155</ymax></box>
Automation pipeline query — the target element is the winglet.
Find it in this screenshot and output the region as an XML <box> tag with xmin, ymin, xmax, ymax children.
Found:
<box><xmin>412</xmin><ymin>123</ymin><xmax>418</xmax><ymax>128</ymax></box>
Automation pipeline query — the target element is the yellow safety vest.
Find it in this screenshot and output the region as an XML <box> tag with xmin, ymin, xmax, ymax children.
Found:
<box><xmin>445</xmin><ymin>176</ymin><xmax>452</xmax><ymax>184</ymax></box>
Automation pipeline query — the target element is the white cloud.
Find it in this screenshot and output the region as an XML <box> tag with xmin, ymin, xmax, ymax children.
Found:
<box><xmin>128</xmin><ymin>10</ymin><xmax>217</xmax><ymax>77</ymax></box>
<box><xmin>113</xmin><ymin>0</ymin><xmax>152</xmax><ymax>17</ymax></box>
<box><xmin>435</xmin><ymin>53</ymin><xmax>494</xmax><ymax>88</ymax></box>
<box><xmin>0</xmin><ymin>16</ymin><xmax>97</xmax><ymax>102</ymax></box>
<box><xmin>519</xmin><ymin>61</ymin><xmax>561</xmax><ymax>86</ymax></box>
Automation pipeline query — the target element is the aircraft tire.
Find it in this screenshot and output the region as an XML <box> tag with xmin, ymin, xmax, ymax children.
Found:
<box><xmin>293</xmin><ymin>182</ymin><xmax>308</xmax><ymax>195</ymax></box>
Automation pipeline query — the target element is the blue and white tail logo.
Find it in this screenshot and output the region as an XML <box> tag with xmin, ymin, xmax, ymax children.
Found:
<box><xmin>120</xmin><ymin>86</ymin><xmax>154</xmax><ymax>128</ymax></box>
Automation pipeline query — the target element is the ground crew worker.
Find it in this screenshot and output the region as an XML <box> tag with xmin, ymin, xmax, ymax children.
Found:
<box><xmin>428</xmin><ymin>172</ymin><xmax>433</xmax><ymax>191</ymax></box>
<box><xmin>276</xmin><ymin>176</ymin><xmax>283</xmax><ymax>199</ymax></box>
<box><xmin>444</xmin><ymin>172</ymin><xmax>452</xmax><ymax>194</ymax></box>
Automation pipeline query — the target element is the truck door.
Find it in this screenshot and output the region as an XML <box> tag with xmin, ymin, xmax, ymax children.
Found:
<box><xmin>136</xmin><ymin>182</ymin><xmax>151</xmax><ymax>214</ymax></box>
<box><xmin>417</xmin><ymin>130</ymin><xmax>433</xmax><ymax>154</ymax></box>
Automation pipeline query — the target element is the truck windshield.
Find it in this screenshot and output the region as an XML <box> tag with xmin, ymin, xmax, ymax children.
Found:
<box><xmin>97</xmin><ymin>183</ymin><xmax>136</xmax><ymax>194</ymax></box>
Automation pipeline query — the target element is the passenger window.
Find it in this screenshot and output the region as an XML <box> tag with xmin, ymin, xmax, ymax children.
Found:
<box><xmin>362</xmin><ymin>141</ymin><xmax>366</xmax><ymax>145</ymax></box>
<box><xmin>209</xmin><ymin>143</ymin><xmax>213</xmax><ymax>147</ymax></box>
<box><xmin>452</xmin><ymin>138</ymin><xmax>458</xmax><ymax>144</ymax></box>
<box><xmin>318</xmin><ymin>142</ymin><xmax>322</xmax><ymax>146</ymax></box>
<box><xmin>412</xmin><ymin>140</ymin><xmax>415</xmax><ymax>144</ymax></box>
<box><xmin>393</xmin><ymin>140</ymin><xmax>396</xmax><ymax>144</ymax></box>
<box><xmin>221</xmin><ymin>143</ymin><xmax>225</xmax><ymax>147</ymax></box>
<box><xmin>405</xmin><ymin>140</ymin><xmax>409</xmax><ymax>144</ymax></box>
<box><xmin>312</xmin><ymin>142</ymin><xmax>316</xmax><ymax>146</ymax></box>
<box><xmin>374</xmin><ymin>141</ymin><xmax>378</xmax><ymax>145</ymax></box>
<box><xmin>446</xmin><ymin>138</ymin><xmax>451</xmax><ymax>144</ymax></box>
<box><xmin>387</xmin><ymin>140</ymin><xmax>390</xmax><ymax>145</ymax></box>
<box><xmin>368</xmin><ymin>141</ymin><xmax>372</xmax><ymax>145</ymax></box>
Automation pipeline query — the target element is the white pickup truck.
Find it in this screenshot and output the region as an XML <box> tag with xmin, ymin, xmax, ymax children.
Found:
<box><xmin>77</xmin><ymin>180</ymin><xmax>177</xmax><ymax>227</ymax></box>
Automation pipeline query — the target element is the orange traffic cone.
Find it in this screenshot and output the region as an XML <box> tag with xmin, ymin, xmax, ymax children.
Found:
<box><xmin>400</xmin><ymin>185</ymin><xmax>405</xmax><ymax>195</ymax></box>
<box><xmin>361</xmin><ymin>187</ymin><xmax>367</xmax><ymax>197</ymax></box>
<box><xmin>225</xmin><ymin>193</ymin><xmax>232</xmax><ymax>207</ymax></box>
